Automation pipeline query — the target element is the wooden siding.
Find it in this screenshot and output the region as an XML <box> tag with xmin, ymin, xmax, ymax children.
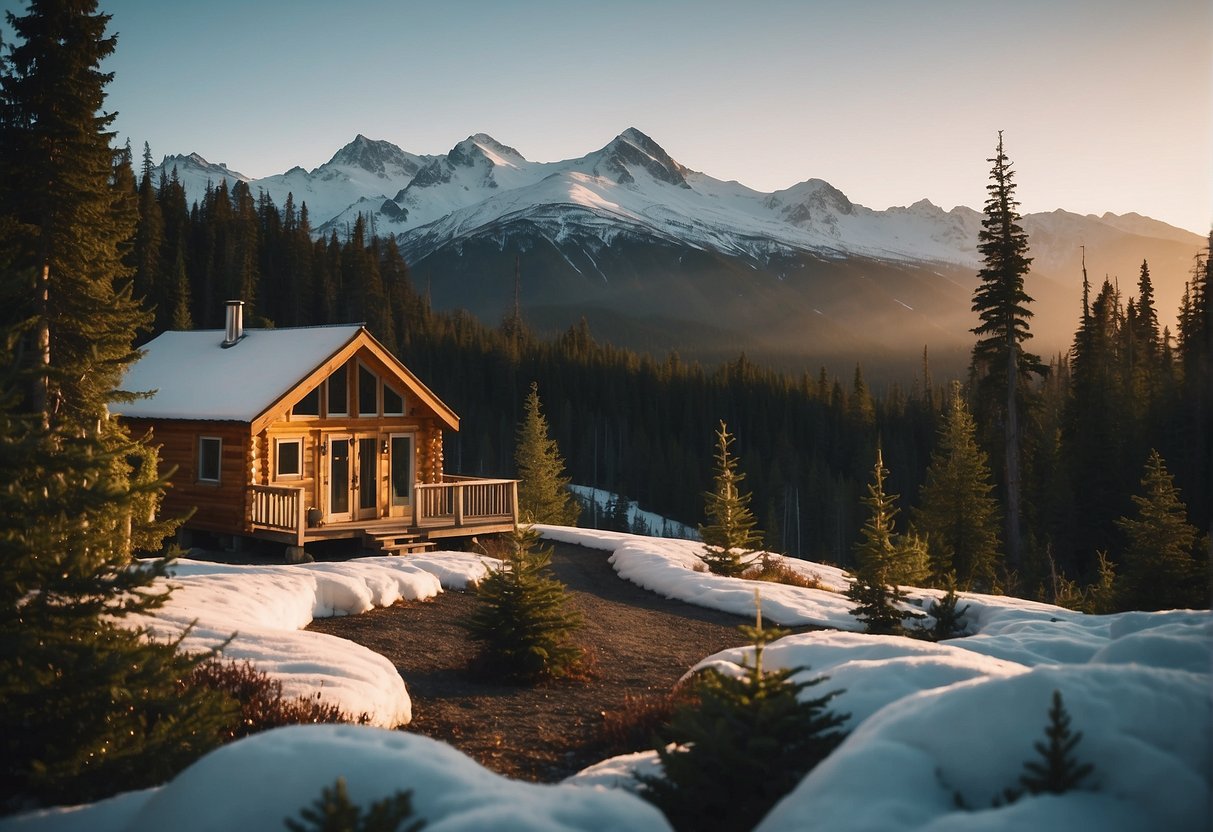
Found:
<box><xmin>125</xmin><ymin>418</ymin><xmax>252</xmax><ymax>534</ymax></box>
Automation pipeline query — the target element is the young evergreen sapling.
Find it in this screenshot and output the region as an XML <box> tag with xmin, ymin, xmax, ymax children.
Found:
<box><xmin>845</xmin><ymin>447</ymin><xmax>926</xmax><ymax>634</ymax></box>
<box><xmin>514</xmin><ymin>382</ymin><xmax>579</xmax><ymax>526</ymax></box>
<box><xmin>1115</xmin><ymin>450</ymin><xmax>1201</xmax><ymax>611</ymax></box>
<box><xmin>284</xmin><ymin>777</ymin><xmax>425</xmax><ymax>832</ymax></box>
<box><xmin>464</xmin><ymin>525</ymin><xmax>583</xmax><ymax>683</ymax></box>
<box><xmin>639</xmin><ymin>593</ymin><xmax>848</xmax><ymax>832</ymax></box>
<box><xmin>698</xmin><ymin>421</ymin><xmax>763</xmax><ymax>577</ymax></box>
<box><xmin>994</xmin><ymin>689</ymin><xmax>1096</xmax><ymax>806</ymax></box>
<box><xmin>924</xmin><ymin>573</ymin><xmax>970</xmax><ymax>640</ymax></box>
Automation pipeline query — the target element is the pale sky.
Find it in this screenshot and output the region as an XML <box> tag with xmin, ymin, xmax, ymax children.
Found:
<box><xmin>5</xmin><ymin>0</ymin><xmax>1210</xmax><ymax>233</ymax></box>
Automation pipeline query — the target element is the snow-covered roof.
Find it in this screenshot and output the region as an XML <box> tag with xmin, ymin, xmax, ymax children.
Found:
<box><xmin>116</xmin><ymin>325</ymin><xmax>364</xmax><ymax>422</ymax></box>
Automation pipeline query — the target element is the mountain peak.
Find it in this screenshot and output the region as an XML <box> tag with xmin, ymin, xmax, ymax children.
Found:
<box><xmin>598</xmin><ymin>127</ymin><xmax>689</xmax><ymax>189</ymax></box>
<box><xmin>447</xmin><ymin>134</ymin><xmax>526</xmax><ymax>169</ymax></box>
<box><xmin>327</xmin><ymin>135</ymin><xmax>418</xmax><ymax>177</ymax></box>
<box><xmin>160</xmin><ymin>152</ymin><xmax>246</xmax><ymax>180</ymax></box>
<box><xmin>617</xmin><ymin>126</ymin><xmax>653</xmax><ymax>145</ymax></box>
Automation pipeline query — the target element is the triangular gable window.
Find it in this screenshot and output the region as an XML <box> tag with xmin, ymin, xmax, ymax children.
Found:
<box><xmin>383</xmin><ymin>385</ymin><xmax>404</xmax><ymax>416</ymax></box>
<box><xmin>293</xmin><ymin>386</ymin><xmax>320</xmax><ymax>417</ymax></box>
<box><xmin>358</xmin><ymin>363</ymin><xmax>378</xmax><ymax>416</ymax></box>
<box><xmin>327</xmin><ymin>363</ymin><xmax>349</xmax><ymax>416</ymax></box>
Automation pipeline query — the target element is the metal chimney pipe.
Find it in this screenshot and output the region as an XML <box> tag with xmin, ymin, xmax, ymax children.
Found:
<box><xmin>222</xmin><ymin>300</ymin><xmax>244</xmax><ymax>347</ymax></box>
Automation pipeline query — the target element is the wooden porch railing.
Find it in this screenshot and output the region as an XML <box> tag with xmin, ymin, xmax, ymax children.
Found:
<box><xmin>249</xmin><ymin>484</ymin><xmax>306</xmax><ymax>546</ymax></box>
<box><xmin>413</xmin><ymin>477</ymin><xmax>518</xmax><ymax>529</ymax></box>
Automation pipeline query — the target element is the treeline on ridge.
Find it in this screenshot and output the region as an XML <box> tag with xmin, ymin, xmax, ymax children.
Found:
<box><xmin>126</xmin><ymin>145</ymin><xmax>1210</xmax><ymax>601</ymax></box>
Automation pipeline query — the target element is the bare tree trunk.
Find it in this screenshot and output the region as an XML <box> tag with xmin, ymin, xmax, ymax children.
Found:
<box><xmin>33</xmin><ymin>262</ymin><xmax>50</xmax><ymax>429</ymax></box>
<box><xmin>1005</xmin><ymin>330</ymin><xmax>1022</xmax><ymax>575</ymax></box>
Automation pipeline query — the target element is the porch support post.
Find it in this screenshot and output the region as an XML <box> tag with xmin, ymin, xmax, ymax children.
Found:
<box><xmin>454</xmin><ymin>482</ymin><xmax>465</xmax><ymax>528</ymax></box>
<box><xmin>295</xmin><ymin>487</ymin><xmax>305</xmax><ymax>547</ymax></box>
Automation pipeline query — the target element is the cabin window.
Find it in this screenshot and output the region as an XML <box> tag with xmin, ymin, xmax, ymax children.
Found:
<box><xmin>275</xmin><ymin>438</ymin><xmax>302</xmax><ymax>479</ymax></box>
<box><xmin>327</xmin><ymin>364</ymin><xmax>348</xmax><ymax>416</ymax></box>
<box><xmin>390</xmin><ymin>434</ymin><xmax>413</xmax><ymax>506</ymax></box>
<box><xmin>198</xmin><ymin>436</ymin><xmax>221</xmax><ymax>483</ymax></box>
<box><xmin>358</xmin><ymin>363</ymin><xmax>378</xmax><ymax>416</ymax></box>
<box><xmin>293</xmin><ymin>387</ymin><xmax>320</xmax><ymax>417</ymax></box>
<box><xmin>383</xmin><ymin>385</ymin><xmax>404</xmax><ymax>416</ymax></box>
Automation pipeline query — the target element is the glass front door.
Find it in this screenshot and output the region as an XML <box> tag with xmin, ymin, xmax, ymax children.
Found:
<box><xmin>390</xmin><ymin>434</ymin><xmax>414</xmax><ymax>517</ymax></box>
<box><xmin>327</xmin><ymin>436</ymin><xmax>351</xmax><ymax>522</ymax></box>
<box><xmin>357</xmin><ymin>436</ymin><xmax>378</xmax><ymax>520</ymax></box>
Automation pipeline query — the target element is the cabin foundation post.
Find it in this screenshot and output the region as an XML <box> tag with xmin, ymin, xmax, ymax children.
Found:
<box><xmin>285</xmin><ymin>545</ymin><xmax>312</xmax><ymax>564</ymax></box>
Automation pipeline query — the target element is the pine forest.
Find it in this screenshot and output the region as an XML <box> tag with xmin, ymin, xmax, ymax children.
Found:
<box><xmin>119</xmin><ymin>150</ymin><xmax>1212</xmax><ymax>605</ymax></box>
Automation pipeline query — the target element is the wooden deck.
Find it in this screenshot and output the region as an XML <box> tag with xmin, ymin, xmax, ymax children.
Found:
<box><xmin>247</xmin><ymin>476</ymin><xmax>518</xmax><ymax>550</ymax></box>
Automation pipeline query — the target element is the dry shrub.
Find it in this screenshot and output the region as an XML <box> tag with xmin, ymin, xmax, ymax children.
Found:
<box><xmin>598</xmin><ymin>687</ymin><xmax>700</xmax><ymax>755</ymax></box>
<box><xmin>186</xmin><ymin>658</ymin><xmax>370</xmax><ymax>740</ymax></box>
<box><xmin>743</xmin><ymin>560</ymin><xmax>831</xmax><ymax>591</ymax></box>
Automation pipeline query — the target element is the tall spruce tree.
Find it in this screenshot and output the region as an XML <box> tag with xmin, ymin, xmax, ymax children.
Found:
<box><xmin>1115</xmin><ymin>450</ymin><xmax>1203</xmax><ymax>611</ymax></box>
<box><xmin>698</xmin><ymin>420</ymin><xmax>763</xmax><ymax>576</ymax></box>
<box><xmin>0</xmin><ymin>0</ymin><xmax>234</xmax><ymax>810</ymax></box>
<box><xmin>914</xmin><ymin>384</ymin><xmax>1002</xmax><ymax>590</ymax></box>
<box><xmin>514</xmin><ymin>382</ymin><xmax>579</xmax><ymax>525</ymax></box>
<box><xmin>133</xmin><ymin>141</ymin><xmax>165</xmax><ymax>331</ymax></box>
<box><xmin>969</xmin><ymin>132</ymin><xmax>1045</xmax><ymax>576</ymax></box>
<box><xmin>1066</xmin><ymin>279</ymin><xmax>1132</xmax><ymax>563</ymax></box>
<box><xmin>0</xmin><ymin>0</ymin><xmax>151</xmax><ymax>425</ymax></box>
<box><xmin>1176</xmin><ymin>238</ymin><xmax>1211</xmax><ymax>538</ymax></box>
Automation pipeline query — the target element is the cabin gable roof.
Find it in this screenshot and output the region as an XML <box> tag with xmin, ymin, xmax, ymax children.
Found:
<box><xmin>116</xmin><ymin>324</ymin><xmax>459</xmax><ymax>432</ymax></box>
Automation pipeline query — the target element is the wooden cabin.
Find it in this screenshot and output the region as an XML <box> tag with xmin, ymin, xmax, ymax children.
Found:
<box><xmin>116</xmin><ymin>301</ymin><xmax>517</xmax><ymax>559</ymax></box>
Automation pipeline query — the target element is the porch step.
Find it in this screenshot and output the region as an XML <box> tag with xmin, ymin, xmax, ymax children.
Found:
<box><xmin>362</xmin><ymin>529</ymin><xmax>436</xmax><ymax>556</ymax></box>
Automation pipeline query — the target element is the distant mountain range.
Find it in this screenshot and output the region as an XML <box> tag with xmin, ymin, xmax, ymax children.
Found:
<box><xmin>156</xmin><ymin>129</ymin><xmax>1205</xmax><ymax>374</ymax></box>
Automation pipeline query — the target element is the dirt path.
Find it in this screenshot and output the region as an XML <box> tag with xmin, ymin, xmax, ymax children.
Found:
<box><xmin>306</xmin><ymin>541</ymin><xmax>753</xmax><ymax>781</ymax></box>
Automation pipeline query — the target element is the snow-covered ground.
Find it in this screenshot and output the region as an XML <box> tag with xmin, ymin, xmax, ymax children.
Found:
<box><xmin>568</xmin><ymin>485</ymin><xmax>698</xmax><ymax>539</ymax></box>
<box><xmin>4</xmin><ymin>529</ymin><xmax>1209</xmax><ymax>831</ymax></box>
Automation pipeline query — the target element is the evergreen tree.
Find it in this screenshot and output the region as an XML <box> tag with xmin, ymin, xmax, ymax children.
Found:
<box><xmin>1132</xmin><ymin>259</ymin><xmax>1160</xmax><ymax>362</ymax></box>
<box><xmin>514</xmin><ymin>382</ymin><xmax>579</xmax><ymax>525</ymax></box>
<box><xmin>1115</xmin><ymin>450</ymin><xmax>1202</xmax><ymax>611</ymax></box>
<box><xmin>848</xmin><ymin>363</ymin><xmax>875</xmax><ymax>427</ymax></box>
<box><xmin>133</xmin><ymin>141</ymin><xmax>165</xmax><ymax>330</ymax></box>
<box><xmin>284</xmin><ymin>777</ymin><xmax>425</xmax><ymax>832</ymax></box>
<box><xmin>914</xmin><ymin>384</ymin><xmax>1002</xmax><ymax>590</ymax></box>
<box><xmin>1015</xmin><ymin>690</ymin><xmax>1095</xmax><ymax>797</ymax></box>
<box><xmin>639</xmin><ymin>602</ymin><xmax>848</xmax><ymax>832</ymax></box>
<box><xmin>924</xmin><ymin>573</ymin><xmax>970</xmax><ymax>640</ymax></box>
<box><xmin>969</xmin><ymin>132</ymin><xmax>1045</xmax><ymax>575</ymax></box>
<box><xmin>604</xmin><ymin>492</ymin><xmax>631</xmax><ymax>532</ymax></box>
<box><xmin>845</xmin><ymin>447</ymin><xmax>926</xmax><ymax>634</ymax></box>
<box><xmin>852</xmin><ymin>446</ymin><xmax>927</xmax><ymax>586</ymax></box>
<box><xmin>698</xmin><ymin>420</ymin><xmax>763</xmax><ymax>577</ymax></box>
<box><xmin>169</xmin><ymin>246</ymin><xmax>193</xmax><ymax>330</ymax></box>
<box><xmin>0</xmin><ymin>0</ymin><xmax>152</xmax><ymax>425</ymax></box>
<box><xmin>0</xmin><ymin>2</ymin><xmax>233</xmax><ymax>809</ymax></box>
<box><xmin>464</xmin><ymin>524</ymin><xmax>583</xmax><ymax>682</ymax></box>
<box><xmin>1175</xmin><ymin>239</ymin><xmax>1211</xmax><ymax>538</ymax></box>
<box><xmin>1065</xmin><ymin>279</ymin><xmax>1132</xmax><ymax>564</ymax></box>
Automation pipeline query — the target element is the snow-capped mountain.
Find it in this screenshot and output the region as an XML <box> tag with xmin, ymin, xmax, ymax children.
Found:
<box><xmin>155</xmin><ymin>129</ymin><xmax>1204</xmax><ymax>369</ymax></box>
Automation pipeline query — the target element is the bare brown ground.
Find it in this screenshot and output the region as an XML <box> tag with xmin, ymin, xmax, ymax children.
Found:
<box><xmin>305</xmin><ymin>541</ymin><xmax>754</xmax><ymax>782</ymax></box>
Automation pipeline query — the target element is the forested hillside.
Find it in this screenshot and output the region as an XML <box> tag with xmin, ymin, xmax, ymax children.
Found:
<box><xmin>128</xmin><ymin>151</ymin><xmax>1210</xmax><ymax>599</ymax></box>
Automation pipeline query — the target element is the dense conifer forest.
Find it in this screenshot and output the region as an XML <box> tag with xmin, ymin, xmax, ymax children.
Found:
<box><xmin>128</xmin><ymin>149</ymin><xmax>1209</xmax><ymax>603</ymax></box>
